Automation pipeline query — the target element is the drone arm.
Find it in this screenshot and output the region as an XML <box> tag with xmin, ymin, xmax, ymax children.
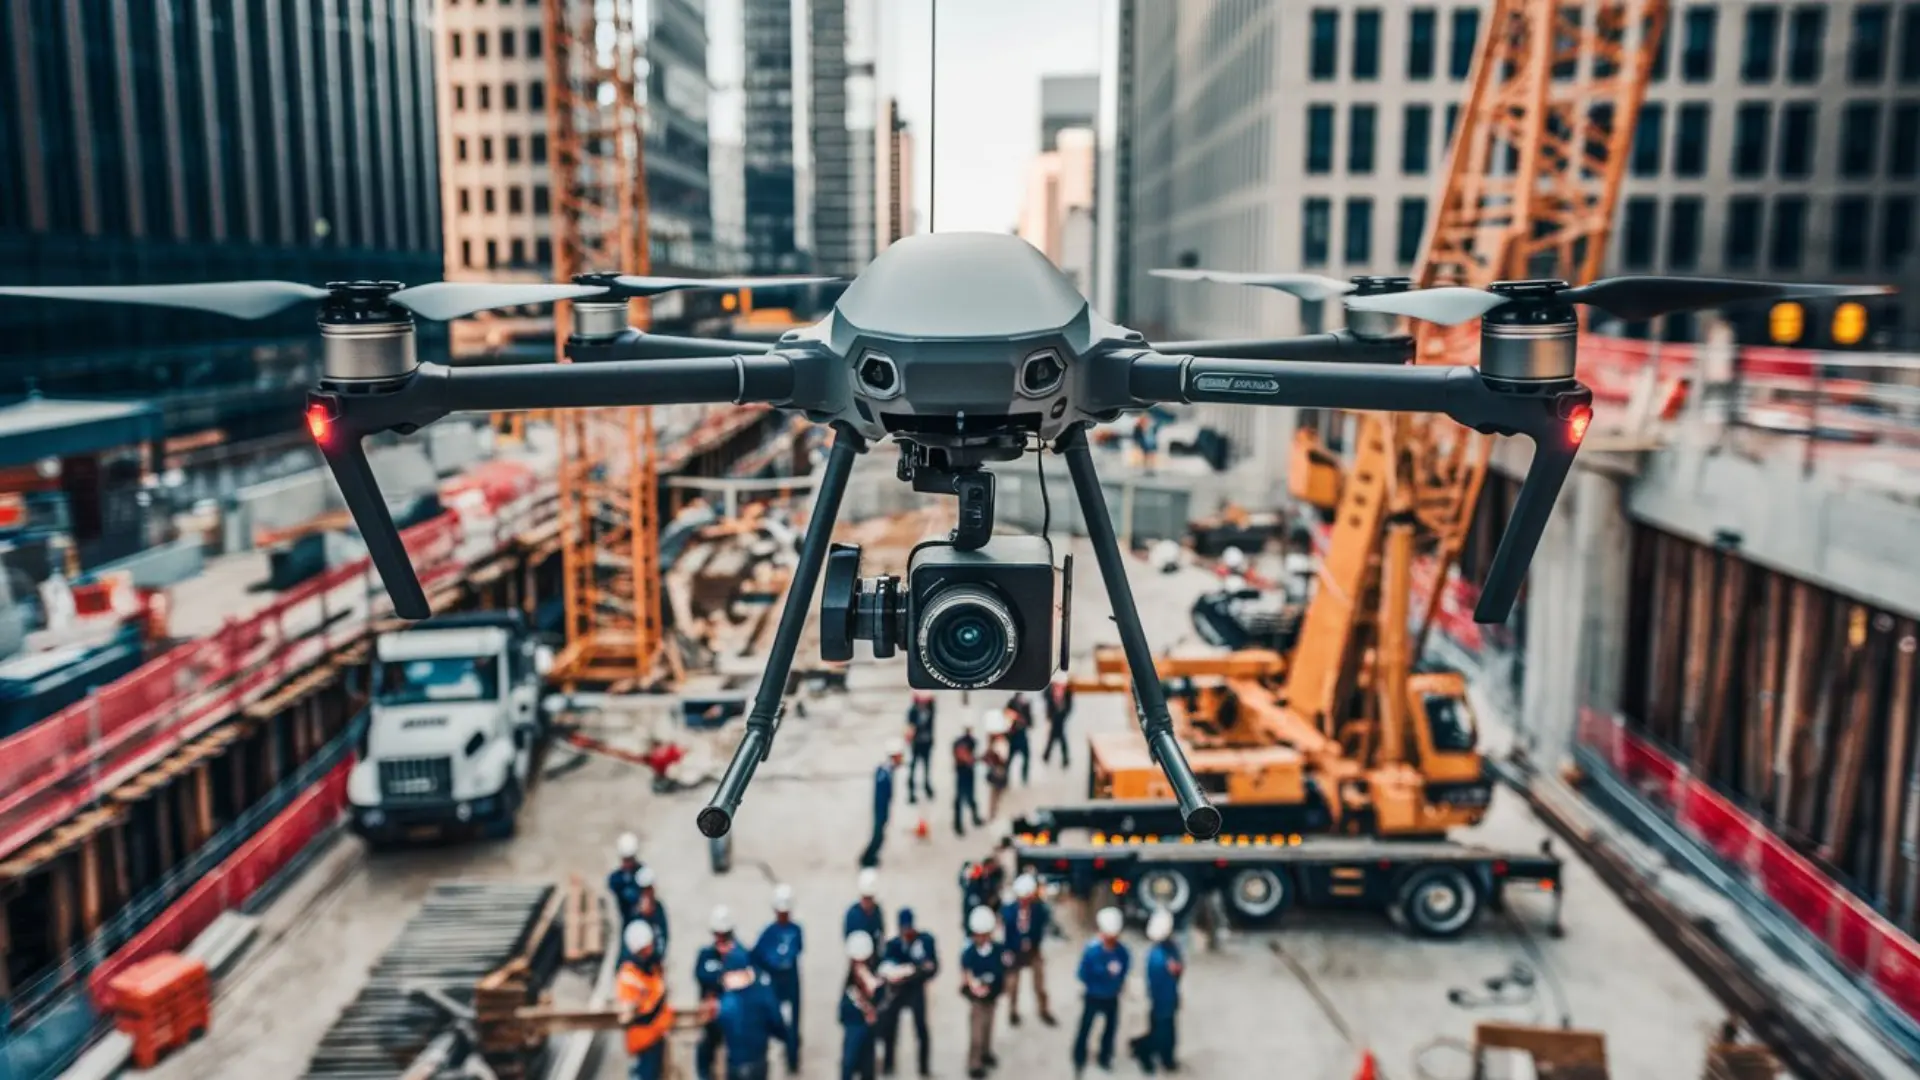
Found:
<box><xmin>569</xmin><ymin>331</ymin><xmax>779</xmax><ymax>361</ymax></box>
<box><xmin>1151</xmin><ymin>331</ymin><xmax>1414</xmax><ymax>364</ymax></box>
<box><xmin>1130</xmin><ymin>354</ymin><xmax>1591</xmax><ymax>624</ymax></box>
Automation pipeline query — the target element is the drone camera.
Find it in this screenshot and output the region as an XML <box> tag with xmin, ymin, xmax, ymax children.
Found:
<box><xmin>1017</xmin><ymin>349</ymin><xmax>1066</xmax><ymax>397</ymax></box>
<box><xmin>821</xmin><ymin>535</ymin><xmax>1064</xmax><ymax>692</ymax></box>
<box><xmin>858</xmin><ymin>350</ymin><xmax>902</xmax><ymax>399</ymax></box>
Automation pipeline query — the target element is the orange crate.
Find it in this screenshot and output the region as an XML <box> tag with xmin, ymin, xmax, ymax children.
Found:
<box><xmin>107</xmin><ymin>953</ymin><xmax>210</xmax><ymax>1068</ymax></box>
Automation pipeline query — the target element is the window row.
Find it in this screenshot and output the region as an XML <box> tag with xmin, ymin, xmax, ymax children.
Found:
<box><xmin>453</xmin><ymin>184</ymin><xmax>552</xmax><ymax>216</ymax></box>
<box><xmin>1306</xmin><ymin>102</ymin><xmax>1460</xmax><ymax>176</ymax></box>
<box><xmin>1709</xmin><ymin>3</ymin><xmax>1920</xmax><ymax>86</ymax></box>
<box><xmin>1618</xmin><ymin>194</ymin><xmax>1914</xmax><ymax>274</ymax></box>
<box><xmin>451</xmin><ymin>80</ymin><xmax>547</xmax><ymax>113</ymax></box>
<box><xmin>448</xmin><ymin>26</ymin><xmax>543</xmax><ymax>61</ymax></box>
<box><xmin>453</xmin><ymin>134</ymin><xmax>548</xmax><ymax>164</ymax></box>
<box><xmin>1300</xmin><ymin>195</ymin><xmax>1429</xmax><ymax>267</ymax></box>
<box><xmin>459</xmin><ymin>236</ymin><xmax>556</xmax><ymax>271</ymax></box>
<box><xmin>1632</xmin><ymin>100</ymin><xmax>1920</xmax><ymax>181</ymax></box>
<box><xmin>1309</xmin><ymin>6</ymin><xmax>1480</xmax><ymax>82</ymax></box>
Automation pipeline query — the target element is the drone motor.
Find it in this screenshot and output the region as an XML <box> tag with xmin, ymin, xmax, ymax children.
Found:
<box><xmin>1478</xmin><ymin>281</ymin><xmax>1581</xmax><ymax>384</ymax></box>
<box><xmin>318</xmin><ymin>282</ymin><xmax>420</xmax><ymax>385</ymax></box>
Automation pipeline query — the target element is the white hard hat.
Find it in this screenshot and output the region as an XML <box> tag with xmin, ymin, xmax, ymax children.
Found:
<box><xmin>1146</xmin><ymin>910</ymin><xmax>1174</xmax><ymax>943</ymax></box>
<box><xmin>1222</xmin><ymin>546</ymin><xmax>1247</xmax><ymax>570</ymax></box>
<box><xmin>616</xmin><ymin>832</ymin><xmax>641</xmax><ymax>859</ymax></box>
<box><xmin>1150</xmin><ymin>539</ymin><xmax>1182</xmax><ymax>571</ymax></box>
<box><xmin>846</xmin><ymin>930</ymin><xmax>875</xmax><ymax>962</ymax></box>
<box><xmin>624</xmin><ymin>920</ymin><xmax>656</xmax><ymax>954</ymax></box>
<box><xmin>984</xmin><ymin>711</ymin><xmax>1010</xmax><ymax>736</ymax></box>
<box><xmin>1223</xmin><ymin>574</ymin><xmax>1248</xmax><ymax>593</ymax></box>
<box><xmin>1013</xmin><ymin>874</ymin><xmax>1037</xmax><ymax>899</ymax></box>
<box><xmin>968</xmin><ymin>906</ymin><xmax>998</xmax><ymax>936</ymax></box>
<box><xmin>1096</xmin><ymin>907</ymin><xmax>1125</xmax><ymax>936</ymax></box>
<box><xmin>710</xmin><ymin>905</ymin><xmax>735</xmax><ymax>934</ymax></box>
<box><xmin>634</xmin><ymin>866</ymin><xmax>655</xmax><ymax>889</ymax></box>
<box><xmin>772</xmin><ymin>884</ymin><xmax>794</xmax><ymax>912</ymax></box>
<box><xmin>857</xmin><ymin>868</ymin><xmax>879</xmax><ymax>897</ymax></box>
<box><xmin>885</xmin><ymin>737</ymin><xmax>906</xmax><ymax>759</ymax></box>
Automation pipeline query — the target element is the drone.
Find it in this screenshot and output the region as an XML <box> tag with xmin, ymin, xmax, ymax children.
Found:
<box><xmin>2</xmin><ymin>234</ymin><xmax>1887</xmax><ymax>841</ymax></box>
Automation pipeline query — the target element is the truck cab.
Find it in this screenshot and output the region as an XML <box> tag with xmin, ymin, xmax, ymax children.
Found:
<box><xmin>348</xmin><ymin>610</ymin><xmax>552</xmax><ymax>843</ymax></box>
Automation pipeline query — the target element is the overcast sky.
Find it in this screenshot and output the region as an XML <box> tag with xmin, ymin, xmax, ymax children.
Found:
<box><xmin>879</xmin><ymin>0</ymin><xmax>1106</xmax><ymax>234</ymax></box>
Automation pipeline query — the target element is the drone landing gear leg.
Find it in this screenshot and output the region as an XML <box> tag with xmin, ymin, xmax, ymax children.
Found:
<box><xmin>698</xmin><ymin>425</ymin><xmax>867</xmax><ymax>839</ymax></box>
<box><xmin>1056</xmin><ymin>427</ymin><xmax>1223</xmax><ymax>840</ymax></box>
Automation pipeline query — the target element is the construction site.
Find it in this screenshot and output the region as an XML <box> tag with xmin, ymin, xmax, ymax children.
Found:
<box><xmin>3</xmin><ymin>1</ymin><xmax>1920</xmax><ymax>1079</ymax></box>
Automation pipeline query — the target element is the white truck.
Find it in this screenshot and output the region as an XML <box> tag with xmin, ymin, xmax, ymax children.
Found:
<box><xmin>348</xmin><ymin>610</ymin><xmax>553</xmax><ymax>844</ymax></box>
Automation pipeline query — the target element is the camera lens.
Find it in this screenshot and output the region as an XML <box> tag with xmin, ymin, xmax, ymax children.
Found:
<box><xmin>917</xmin><ymin>585</ymin><xmax>1019</xmax><ymax>689</ymax></box>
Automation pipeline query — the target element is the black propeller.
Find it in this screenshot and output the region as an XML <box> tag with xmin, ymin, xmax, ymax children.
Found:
<box><xmin>1345</xmin><ymin>275</ymin><xmax>1894</xmax><ymax>326</ymax></box>
<box><xmin>0</xmin><ymin>280</ymin><xmax>613</xmax><ymax>321</ymax></box>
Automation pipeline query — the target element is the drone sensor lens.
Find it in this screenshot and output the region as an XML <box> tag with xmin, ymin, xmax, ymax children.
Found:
<box><xmin>859</xmin><ymin>352</ymin><xmax>901</xmax><ymax>398</ymax></box>
<box><xmin>1018</xmin><ymin>350</ymin><xmax>1065</xmax><ymax>397</ymax></box>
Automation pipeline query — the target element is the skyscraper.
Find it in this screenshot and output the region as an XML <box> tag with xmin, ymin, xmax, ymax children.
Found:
<box><xmin>0</xmin><ymin>0</ymin><xmax>443</xmax><ymax>439</ymax></box>
<box><xmin>1041</xmin><ymin>73</ymin><xmax>1101</xmax><ymax>152</ymax></box>
<box><xmin>809</xmin><ymin>0</ymin><xmax>878</xmax><ymax>276</ymax></box>
<box><xmin>743</xmin><ymin>0</ymin><xmax>808</xmax><ymax>273</ymax></box>
<box><xmin>875</xmin><ymin>97</ymin><xmax>917</xmax><ymax>250</ymax></box>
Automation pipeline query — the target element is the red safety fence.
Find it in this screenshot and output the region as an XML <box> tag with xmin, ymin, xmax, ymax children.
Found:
<box><xmin>1576</xmin><ymin>707</ymin><xmax>1920</xmax><ymax>1023</ymax></box>
<box><xmin>86</xmin><ymin>758</ymin><xmax>352</xmax><ymax>1012</ymax></box>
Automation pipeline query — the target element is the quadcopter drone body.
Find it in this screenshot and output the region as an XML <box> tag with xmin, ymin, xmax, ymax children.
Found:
<box><xmin>4</xmin><ymin>231</ymin><xmax>1882</xmax><ymax>842</ymax></box>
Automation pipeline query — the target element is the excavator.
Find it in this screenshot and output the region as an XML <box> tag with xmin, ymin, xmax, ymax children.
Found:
<box><xmin>1011</xmin><ymin>1</ymin><xmax>1668</xmax><ymax>934</ymax></box>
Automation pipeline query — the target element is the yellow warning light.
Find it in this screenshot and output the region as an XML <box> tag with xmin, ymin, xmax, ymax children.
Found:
<box><xmin>1832</xmin><ymin>301</ymin><xmax>1868</xmax><ymax>347</ymax></box>
<box><xmin>1769</xmin><ymin>302</ymin><xmax>1805</xmax><ymax>345</ymax></box>
<box><xmin>721</xmin><ymin>292</ymin><xmax>739</xmax><ymax>311</ymax></box>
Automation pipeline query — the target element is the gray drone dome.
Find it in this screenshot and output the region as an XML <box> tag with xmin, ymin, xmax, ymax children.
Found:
<box><xmin>833</xmin><ymin>232</ymin><xmax>1090</xmax><ymax>340</ymax></box>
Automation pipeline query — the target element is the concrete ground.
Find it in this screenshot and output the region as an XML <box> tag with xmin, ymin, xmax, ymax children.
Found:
<box><xmin>148</xmin><ymin>541</ymin><xmax>1729</xmax><ymax>1080</ymax></box>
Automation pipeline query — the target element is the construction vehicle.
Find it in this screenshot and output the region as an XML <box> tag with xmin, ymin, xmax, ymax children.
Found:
<box><xmin>1016</xmin><ymin>0</ymin><xmax>1668</xmax><ymax>933</ymax></box>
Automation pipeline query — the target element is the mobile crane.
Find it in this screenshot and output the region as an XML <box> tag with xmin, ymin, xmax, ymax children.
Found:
<box><xmin>1013</xmin><ymin>0</ymin><xmax>1669</xmax><ymax>937</ymax></box>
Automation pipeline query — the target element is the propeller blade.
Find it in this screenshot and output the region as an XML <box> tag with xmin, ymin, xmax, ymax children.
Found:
<box><xmin>0</xmin><ymin>281</ymin><xmax>331</xmax><ymax>320</ymax></box>
<box><xmin>1560</xmin><ymin>276</ymin><xmax>1896</xmax><ymax>322</ymax></box>
<box><xmin>388</xmin><ymin>281</ymin><xmax>611</xmax><ymax>321</ymax></box>
<box><xmin>609</xmin><ymin>274</ymin><xmax>842</xmax><ymax>297</ymax></box>
<box><xmin>1344</xmin><ymin>286</ymin><xmax>1509</xmax><ymax>326</ymax></box>
<box><xmin>1149</xmin><ymin>268</ymin><xmax>1356</xmax><ymax>302</ymax></box>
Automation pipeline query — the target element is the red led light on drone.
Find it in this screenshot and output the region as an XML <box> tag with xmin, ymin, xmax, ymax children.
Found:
<box><xmin>1567</xmin><ymin>404</ymin><xmax>1592</xmax><ymax>444</ymax></box>
<box><xmin>307</xmin><ymin>404</ymin><xmax>333</xmax><ymax>443</ymax></box>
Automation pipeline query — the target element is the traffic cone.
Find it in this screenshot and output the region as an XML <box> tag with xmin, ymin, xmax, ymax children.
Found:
<box><xmin>915</xmin><ymin>816</ymin><xmax>930</xmax><ymax>840</ymax></box>
<box><xmin>1352</xmin><ymin>1050</ymin><xmax>1377</xmax><ymax>1080</ymax></box>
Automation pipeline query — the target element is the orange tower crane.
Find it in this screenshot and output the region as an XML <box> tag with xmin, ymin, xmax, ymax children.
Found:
<box><xmin>543</xmin><ymin>0</ymin><xmax>664</xmax><ymax>687</ymax></box>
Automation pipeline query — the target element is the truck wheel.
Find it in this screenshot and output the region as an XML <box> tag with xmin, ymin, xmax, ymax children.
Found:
<box><xmin>1397</xmin><ymin>866</ymin><xmax>1480</xmax><ymax>938</ymax></box>
<box><xmin>709</xmin><ymin>831</ymin><xmax>733</xmax><ymax>875</ymax></box>
<box><xmin>1224</xmin><ymin>867</ymin><xmax>1293</xmax><ymax>926</ymax></box>
<box><xmin>1135</xmin><ymin>868</ymin><xmax>1192</xmax><ymax>919</ymax></box>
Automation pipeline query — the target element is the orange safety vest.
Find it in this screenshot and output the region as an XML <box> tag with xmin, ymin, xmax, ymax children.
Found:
<box><xmin>617</xmin><ymin>960</ymin><xmax>674</xmax><ymax>1055</ymax></box>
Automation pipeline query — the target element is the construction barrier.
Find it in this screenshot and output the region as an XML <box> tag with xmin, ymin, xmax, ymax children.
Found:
<box><xmin>1576</xmin><ymin>708</ymin><xmax>1920</xmax><ymax>1024</ymax></box>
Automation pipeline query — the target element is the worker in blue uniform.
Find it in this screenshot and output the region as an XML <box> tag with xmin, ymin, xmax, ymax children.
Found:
<box><xmin>1071</xmin><ymin>907</ymin><xmax>1131</xmax><ymax>1077</ymax></box>
<box><xmin>628</xmin><ymin>865</ymin><xmax>670</xmax><ymax>962</ymax></box>
<box><xmin>716</xmin><ymin>948</ymin><xmax>790</xmax><ymax>1080</ymax></box>
<box><xmin>859</xmin><ymin>739</ymin><xmax>906</xmax><ymax>868</ymax></box>
<box><xmin>878</xmin><ymin>908</ymin><xmax>939</xmax><ymax>1077</ymax></box>
<box><xmin>752</xmin><ymin>883</ymin><xmax>805</xmax><ymax>1073</ymax></box>
<box><xmin>608</xmin><ymin>832</ymin><xmax>644</xmax><ymax>922</ymax></box>
<box><xmin>959</xmin><ymin>906</ymin><xmax>1008</xmax><ymax>1080</ymax></box>
<box><xmin>905</xmin><ymin>693</ymin><xmax>936</xmax><ymax>804</ymax></box>
<box><xmin>1130</xmin><ymin>910</ymin><xmax>1183</xmax><ymax>1074</ymax></box>
<box><xmin>1000</xmin><ymin>873</ymin><xmax>1056</xmax><ymax>1026</ymax></box>
<box><xmin>839</xmin><ymin>930</ymin><xmax>885</xmax><ymax>1080</ymax></box>
<box><xmin>695</xmin><ymin>905</ymin><xmax>745</xmax><ymax>1080</ymax></box>
<box><xmin>843</xmin><ymin>868</ymin><xmax>885</xmax><ymax>966</ymax></box>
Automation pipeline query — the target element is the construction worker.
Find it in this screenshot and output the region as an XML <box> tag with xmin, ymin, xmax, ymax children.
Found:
<box><xmin>905</xmin><ymin>692</ymin><xmax>936</xmax><ymax>804</ymax></box>
<box><xmin>878</xmin><ymin>908</ymin><xmax>938</xmax><ymax>1077</ymax></box>
<box><xmin>839</xmin><ymin>931</ymin><xmax>885</xmax><ymax>1080</ymax></box>
<box><xmin>1002</xmin><ymin>693</ymin><xmax>1034</xmax><ymax>785</ymax></box>
<box><xmin>752</xmin><ymin>883</ymin><xmax>805</xmax><ymax>1073</ymax></box>
<box><xmin>609</xmin><ymin>832</ymin><xmax>644</xmax><ymax>922</ymax></box>
<box><xmin>1042</xmin><ymin>672</ymin><xmax>1075</xmax><ymax>768</ymax></box>
<box><xmin>1071</xmin><ymin>908</ymin><xmax>1131</xmax><ymax>1077</ymax></box>
<box><xmin>860</xmin><ymin>739</ymin><xmax>905</xmax><ymax>868</ymax></box>
<box><xmin>951</xmin><ymin>720</ymin><xmax>984</xmax><ymax>836</ymax></box>
<box><xmin>981</xmin><ymin>712</ymin><xmax>1012</xmax><ymax>820</ymax></box>
<box><xmin>717</xmin><ymin>949</ymin><xmax>790</xmax><ymax>1080</ymax></box>
<box><xmin>1001</xmin><ymin>874</ymin><xmax>1056</xmax><ymax>1027</ymax></box>
<box><xmin>1130</xmin><ymin>910</ymin><xmax>1183</xmax><ymax>1074</ymax></box>
<box><xmin>844</xmin><ymin>868</ymin><xmax>885</xmax><ymax>966</ymax></box>
<box><xmin>617</xmin><ymin>921</ymin><xmax>674</xmax><ymax>1080</ymax></box>
<box><xmin>958</xmin><ymin>846</ymin><xmax>1008</xmax><ymax>936</ymax></box>
<box><xmin>959</xmin><ymin>905</ymin><xmax>1008</xmax><ymax>1080</ymax></box>
<box><xmin>695</xmin><ymin>905</ymin><xmax>744</xmax><ymax>1080</ymax></box>
<box><xmin>631</xmin><ymin>866</ymin><xmax>670</xmax><ymax>962</ymax></box>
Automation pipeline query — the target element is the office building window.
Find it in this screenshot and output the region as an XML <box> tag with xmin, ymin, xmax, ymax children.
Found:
<box><xmin>1787</xmin><ymin>6</ymin><xmax>1823</xmax><ymax>82</ymax></box>
<box><xmin>537</xmin><ymin>238</ymin><xmax>553</xmax><ymax>266</ymax></box>
<box><xmin>1403</xmin><ymin>104</ymin><xmax>1432</xmax><ymax>174</ymax></box>
<box><xmin>1554</xmin><ymin>6</ymin><xmax>1584</xmax><ymax>81</ymax></box>
<box><xmin>501</xmin><ymin>29</ymin><xmax>516</xmax><ymax>58</ymax></box>
<box><xmin>1651</xmin><ymin>13</ymin><xmax>1672</xmax><ymax>81</ymax></box>
<box><xmin>1630</xmin><ymin>102</ymin><xmax>1664</xmax><ymax>176</ymax></box>
<box><xmin>458</xmin><ymin>188</ymin><xmax>471</xmax><ymax>214</ymax></box>
<box><xmin>483</xmin><ymin>187</ymin><xmax>496</xmax><ymax>213</ymax></box>
<box><xmin>1892</xmin><ymin>104</ymin><xmax>1920</xmax><ymax>177</ymax></box>
<box><xmin>1311</xmin><ymin>9</ymin><xmax>1339</xmax><ymax>79</ymax></box>
<box><xmin>462</xmin><ymin>239</ymin><xmax>473</xmax><ymax>268</ymax></box>
<box><xmin>529</xmin><ymin>80</ymin><xmax>545</xmax><ymax>110</ymax></box>
<box><xmin>1733</xmin><ymin>103</ymin><xmax>1770</xmax><ymax>176</ymax></box>
<box><xmin>486</xmin><ymin>240</ymin><xmax>499</xmax><ymax>269</ymax></box>
<box><xmin>1409</xmin><ymin>8</ymin><xmax>1437</xmax><ymax>79</ymax></box>
<box><xmin>1622</xmin><ymin>198</ymin><xmax>1658</xmax><ymax>268</ymax></box>
<box><xmin>454</xmin><ymin>85</ymin><xmax>466</xmax><ymax>110</ymax></box>
<box><xmin>1307</xmin><ymin>105</ymin><xmax>1335</xmax><ymax>173</ymax></box>
<box><xmin>1349</xmin><ymin>104</ymin><xmax>1377</xmax><ymax>173</ymax></box>
<box><xmin>1673</xmin><ymin>104</ymin><xmax>1709</xmax><ymax>176</ymax></box>
<box><xmin>1450</xmin><ymin>8</ymin><xmax>1480</xmax><ymax>78</ymax></box>
<box><xmin>1778</xmin><ymin>102</ymin><xmax>1815</xmax><ymax>177</ymax></box>
<box><xmin>1444</xmin><ymin>103</ymin><xmax>1460</xmax><ymax>148</ymax></box>
<box><xmin>1851</xmin><ymin>5</ymin><xmax>1891</xmax><ymax>81</ymax></box>
<box><xmin>1397</xmin><ymin>197</ymin><xmax>1428</xmax><ymax>264</ymax></box>
<box><xmin>1842</xmin><ymin>102</ymin><xmax>1881</xmax><ymax>176</ymax></box>
<box><xmin>504</xmin><ymin>83</ymin><xmax>519</xmax><ymax>110</ymax></box>
<box><xmin>479</xmin><ymin>84</ymin><xmax>491</xmax><ymax>110</ymax></box>
<box><xmin>1833</xmin><ymin>196</ymin><xmax>1872</xmax><ymax>270</ymax></box>
<box><xmin>1903</xmin><ymin>5</ymin><xmax>1920</xmax><ymax>81</ymax></box>
<box><xmin>1303</xmin><ymin>198</ymin><xmax>1332</xmax><ymax>266</ymax></box>
<box><xmin>511</xmin><ymin>239</ymin><xmax>527</xmax><ymax>266</ymax></box>
<box><xmin>451</xmin><ymin>32</ymin><xmax>462</xmax><ymax>58</ymax></box>
<box><xmin>1725</xmin><ymin>197</ymin><xmax>1764</xmax><ymax>268</ymax></box>
<box><xmin>1354</xmin><ymin>9</ymin><xmax>1381</xmax><ymax>79</ymax></box>
<box><xmin>457</xmin><ymin>137</ymin><xmax>469</xmax><ymax>161</ymax></box>
<box><xmin>1668</xmin><ymin>197</ymin><xmax>1703</xmax><ymax>269</ymax></box>
<box><xmin>528</xmin><ymin>29</ymin><xmax>542</xmax><ymax>58</ymax></box>
<box><xmin>534</xmin><ymin>185</ymin><xmax>551</xmax><ymax>214</ymax></box>
<box><xmin>476</xmin><ymin>30</ymin><xmax>488</xmax><ymax>57</ymax></box>
<box><xmin>532</xmin><ymin>134</ymin><xmax>548</xmax><ymax>163</ymax></box>
<box><xmin>507</xmin><ymin>135</ymin><xmax>523</xmax><ymax>163</ymax></box>
<box><xmin>508</xmin><ymin>186</ymin><xmax>524</xmax><ymax>214</ymax></box>
<box><xmin>1886</xmin><ymin>196</ymin><xmax>1916</xmax><ymax>270</ymax></box>
<box><xmin>1345</xmin><ymin>198</ymin><xmax>1373</xmax><ymax>264</ymax></box>
<box><xmin>1682</xmin><ymin>7</ymin><xmax>1716</xmax><ymax>81</ymax></box>
<box><xmin>1769</xmin><ymin>197</ymin><xmax>1806</xmax><ymax>270</ymax></box>
<box><xmin>1742</xmin><ymin>6</ymin><xmax>1779</xmax><ymax>82</ymax></box>
<box><xmin>482</xmin><ymin>136</ymin><xmax>494</xmax><ymax>162</ymax></box>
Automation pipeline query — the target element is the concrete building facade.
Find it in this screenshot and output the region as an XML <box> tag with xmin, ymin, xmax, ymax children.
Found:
<box><xmin>1018</xmin><ymin>126</ymin><xmax>1098</xmax><ymax>296</ymax></box>
<box><xmin>875</xmin><ymin>96</ymin><xmax>916</xmax><ymax>250</ymax></box>
<box><xmin>1042</xmin><ymin>73</ymin><xmax>1101</xmax><ymax>152</ymax></box>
